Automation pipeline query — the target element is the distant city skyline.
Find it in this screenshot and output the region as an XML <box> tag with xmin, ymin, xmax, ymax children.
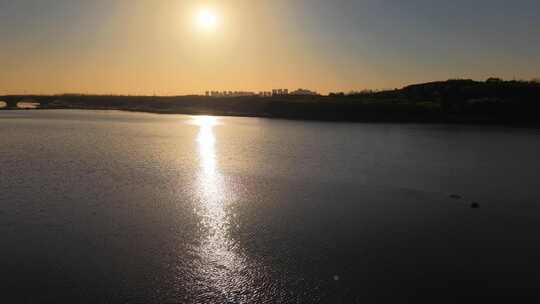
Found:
<box><xmin>204</xmin><ymin>88</ymin><xmax>321</xmax><ymax>97</ymax></box>
<box><xmin>1</xmin><ymin>0</ymin><xmax>539</xmax><ymax>95</ymax></box>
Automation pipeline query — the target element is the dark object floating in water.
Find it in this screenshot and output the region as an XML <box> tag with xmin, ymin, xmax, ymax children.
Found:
<box><xmin>471</xmin><ymin>202</ymin><xmax>480</xmax><ymax>209</ymax></box>
<box><xmin>449</xmin><ymin>194</ymin><xmax>462</xmax><ymax>199</ymax></box>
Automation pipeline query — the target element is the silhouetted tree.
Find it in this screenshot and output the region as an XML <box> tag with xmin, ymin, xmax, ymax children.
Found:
<box><xmin>486</xmin><ymin>77</ymin><xmax>503</xmax><ymax>83</ymax></box>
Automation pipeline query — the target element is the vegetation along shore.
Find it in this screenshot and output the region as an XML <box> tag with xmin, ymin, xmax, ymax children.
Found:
<box><xmin>2</xmin><ymin>78</ymin><xmax>540</xmax><ymax>125</ymax></box>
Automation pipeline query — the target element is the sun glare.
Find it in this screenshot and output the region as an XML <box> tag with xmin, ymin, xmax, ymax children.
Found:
<box><xmin>197</xmin><ymin>9</ymin><xmax>218</xmax><ymax>30</ymax></box>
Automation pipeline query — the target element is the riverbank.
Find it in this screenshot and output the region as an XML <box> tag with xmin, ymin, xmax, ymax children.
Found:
<box><xmin>2</xmin><ymin>79</ymin><xmax>539</xmax><ymax>126</ymax></box>
<box><xmin>2</xmin><ymin>103</ymin><xmax>540</xmax><ymax>128</ymax></box>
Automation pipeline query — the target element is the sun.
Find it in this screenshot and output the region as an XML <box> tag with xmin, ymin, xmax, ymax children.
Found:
<box><xmin>197</xmin><ymin>9</ymin><xmax>218</xmax><ymax>30</ymax></box>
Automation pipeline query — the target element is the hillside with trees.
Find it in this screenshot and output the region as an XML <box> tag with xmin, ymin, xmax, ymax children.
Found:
<box><xmin>2</xmin><ymin>78</ymin><xmax>540</xmax><ymax>125</ymax></box>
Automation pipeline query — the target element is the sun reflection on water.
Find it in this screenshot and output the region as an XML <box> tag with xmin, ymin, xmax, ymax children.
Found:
<box><xmin>196</xmin><ymin>116</ymin><xmax>217</xmax><ymax>176</ymax></box>
<box><xmin>191</xmin><ymin>115</ymin><xmax>246</xmax><ymax>296</ymax></box>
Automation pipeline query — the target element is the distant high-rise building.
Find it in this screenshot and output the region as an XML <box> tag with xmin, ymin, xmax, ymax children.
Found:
<box><xmin>290</xmin><ymin>88</ymin><xmax>319</xmax><ymax>96</ymax></box>
<box><xmin>207</xmin><ymin>90</ymin><xmax>257</xmax><ymax>97</ymax></box>
<box><xmin>271</xmin><ymin>89</ymin><xmax>289</xmax><ymax>96</ymax></box>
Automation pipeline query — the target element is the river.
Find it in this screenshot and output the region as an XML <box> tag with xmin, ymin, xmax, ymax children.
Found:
<box><xmin>1</xmin><ymin>110</ymin><xmax>540</xmax><ymax>303</ymax></box>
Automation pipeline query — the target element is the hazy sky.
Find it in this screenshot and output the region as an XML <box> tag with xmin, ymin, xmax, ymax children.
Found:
<box><xmin>1</xmin><ymin>0</ymin><xmax>539</xmax><ymax>95</ymax></box>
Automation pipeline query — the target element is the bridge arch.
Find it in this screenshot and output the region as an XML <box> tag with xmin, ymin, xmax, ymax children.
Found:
<box><xmin>16</xmin><ymin>98</ymin><xmax>41</xmax><ymax>109</ymax></box>
<box><xmin>0</xmin><ymin>96</ymin><xmax>57</xmax><ymax>109</ymax></box>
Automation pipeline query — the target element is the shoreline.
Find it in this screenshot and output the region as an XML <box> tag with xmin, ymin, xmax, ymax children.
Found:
<box><xmin>2</xmin><ymin>79</ymin><xmax>539</xmax><ymax>127</ymax></box>
<box><xmin>2</xmin><ymin>106</ymin><xmax>540</xmax><ymax>128</ymax></box>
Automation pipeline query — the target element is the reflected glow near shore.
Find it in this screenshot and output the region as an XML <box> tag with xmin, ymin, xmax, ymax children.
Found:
<box><xmin>195</xmin><ymin>116</ymin><xmax>217</xmax><ymax>176</ymax></box>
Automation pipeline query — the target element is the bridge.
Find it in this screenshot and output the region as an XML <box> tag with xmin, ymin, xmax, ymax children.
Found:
<box><xmin>0</xmin><ymin>95</ymin><xmax>58</xmax><ymax>109</ymax></box>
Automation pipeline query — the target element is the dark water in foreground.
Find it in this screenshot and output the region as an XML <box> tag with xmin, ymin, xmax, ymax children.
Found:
<box><xmin>1</xmin><ymin>110</ymin><xmax>540</xmax><ymax>303</ymax></box>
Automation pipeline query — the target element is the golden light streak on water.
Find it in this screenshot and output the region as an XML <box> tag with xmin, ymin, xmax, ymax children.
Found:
<box><xmin>195</xmin><ymin>116</ymin><xmax>218</xmax><ymax>176</ymax></box>
<box><xmin>191</xmin><ymin>115</ymin><xmax>246</xmax><ymax>296</ymax></box>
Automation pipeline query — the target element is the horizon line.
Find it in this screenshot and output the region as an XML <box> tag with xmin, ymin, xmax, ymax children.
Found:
<box><xmin>1</xmin><ymin>77</ymin><xmax>539</xmax><ymax>97</ymax></box>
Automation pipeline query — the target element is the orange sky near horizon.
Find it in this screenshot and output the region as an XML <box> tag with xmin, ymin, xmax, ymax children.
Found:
<box><xmin>1</xmin><ymin>0</ymin><xmax>539</xmax><ymax>95</ymax></box>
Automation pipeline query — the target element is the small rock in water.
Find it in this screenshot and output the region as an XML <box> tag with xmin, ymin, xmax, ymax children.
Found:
<box><xmin>471</xmin><ymin>202</ymin><xmax>480</xmax><ymax>209</ymax></box>
<box><xmin>449</xmin><ymin>194</ymin><xmax>462</xmax><ymax>199</ymax></box>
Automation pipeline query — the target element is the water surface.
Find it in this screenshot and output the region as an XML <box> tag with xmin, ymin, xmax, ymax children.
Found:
<box><xmin>1</xmin><ymin>110</ymin><xmax>540</xmax><ymax>303</ymax></box>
